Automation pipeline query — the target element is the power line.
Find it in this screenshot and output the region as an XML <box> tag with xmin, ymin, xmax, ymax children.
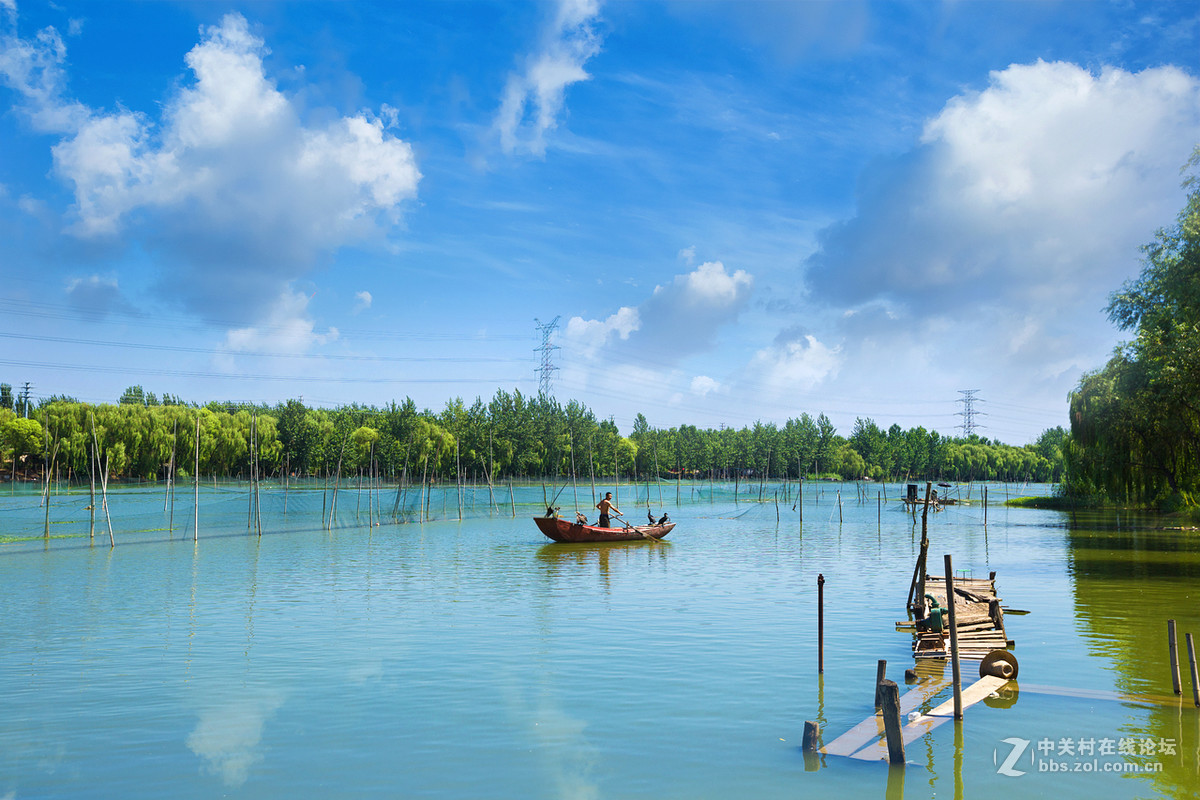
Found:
<box><xmin>0</xmin><ymin>331</ymin><xmax>530</xmax><ymax>365</ymax></box>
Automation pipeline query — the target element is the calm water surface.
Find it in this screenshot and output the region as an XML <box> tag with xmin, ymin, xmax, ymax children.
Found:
<box><xmin>2</xmin><ymin>481</ymin><xmax>1198</xmax><ymax>798</ymax></box>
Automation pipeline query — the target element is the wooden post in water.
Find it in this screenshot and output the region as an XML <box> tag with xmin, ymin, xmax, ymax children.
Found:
<box><xmin>88</xmin><ymin>440</ymin><xmax>96</xmax><ymax>542</ymax></box>
<box><xmin>1186</xmin><ymin>633</ymin><xmax>1200</xmax><ymax>707</ymax></box>
<box><xmin>1169</xmin><ymin>619</ymin><xmax>1183</xmax><ymax>695</ymax></box>
<box><xmin>248</xmin><ymin>415</ymin><xmax>255</xmax><ymax>532</ymax></box>
<box><xmin>798</xmin><ymin>476</ymin><xmax>803</xmax><ymax>522</ymax></box>
<box><xmin>837</xmin><ymin>489</ymin><xmax>842</xmax><ymax>523</ymax></box>
<box><xmin>509</xmin><ymin>480</ymin><xmax>516</xmax><ymax>518</ymax></box>
<box><xmin>879</xmin><ymin>679</ymin><xmax>905</xmax><ymax>765</ymax></box>
<box><xmin>456</xmin><ymin>441</ymin><xmax>463</xmax><ymax>521</ymax></box>
<box><xmin>193</xmin><ymin>415</ymin><xmax>200</xmax><ymax>542</ymax></box>
<box><xmin>878</xmin><ymin>492</ymin><xmax>881</xmax><ymax>526</ymax></box>
<box><xmin>874</xmin><ymin>659</ymin><xmax>887</xmax><ymax>708</ymax></box>
<box><xmin>944</xmin><ymin>553</ymin><xmax>963</xmax><ymax>719</ymax></box>
<box><xmin>817</xmin><ymin>573</ymin><xmax>825</xmax><ymax>674</ymax></box>
<box><xmin>101</xmin><ymin>453</ymin><xmax>114</xmax><ymax>547</ymax></box>
<box><xmin>984</xmin><ymin>485</ymin><xmax>988</xmax><ymax>525</ymax></box>
<box><xmin>802</xmin><ymin>720</ymin><xmax>821</xmax><ymax>752</ymax></box>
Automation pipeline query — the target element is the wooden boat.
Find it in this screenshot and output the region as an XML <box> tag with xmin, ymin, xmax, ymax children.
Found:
<box><xmin>533</xmin><ymin>516</ymin><xmax>675</xmax><ymax>543</ymax></box>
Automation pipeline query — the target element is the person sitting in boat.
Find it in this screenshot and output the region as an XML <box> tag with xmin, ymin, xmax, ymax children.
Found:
<box><xmin>596</xmin><ymin>492</ymin><xmax>621</xmax><ymax>528</ymax></box>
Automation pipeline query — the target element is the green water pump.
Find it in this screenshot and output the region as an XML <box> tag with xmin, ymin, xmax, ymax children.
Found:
<box><xmin>923</xmin><ymin>594</ymin><xmax>945</xmax><ymax>633</ymax></box>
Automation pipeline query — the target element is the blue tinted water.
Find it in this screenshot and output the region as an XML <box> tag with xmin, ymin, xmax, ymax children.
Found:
<box><xmin>1</xmin><ymin>481</ymin><xmax>1197</xmax><ymax>798</ymax></box>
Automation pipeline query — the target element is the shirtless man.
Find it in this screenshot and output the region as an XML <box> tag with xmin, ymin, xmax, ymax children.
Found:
<box><xmin>596</xmin><ymin>492</ymin><xmax>621</xmax><ymax>528</ymax></box>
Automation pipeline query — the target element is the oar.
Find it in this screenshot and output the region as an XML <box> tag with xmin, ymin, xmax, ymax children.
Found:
<box><xmin>614</xmin><ymin>513</ymin><xmax>662</xmax><ymax>542</ymax></box>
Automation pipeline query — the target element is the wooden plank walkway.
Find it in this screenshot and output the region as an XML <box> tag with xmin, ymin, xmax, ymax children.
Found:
<box><xmin>849</xmin><ymin>675</ymin><xmax>1011</xmax><ymax>762</ymax></box>
<box><xmin>821</xmin><ymin>671</ymin><xmax>952</xmax><ymax>757</ymax></box>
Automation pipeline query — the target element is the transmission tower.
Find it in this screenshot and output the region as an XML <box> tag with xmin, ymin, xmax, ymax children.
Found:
<box><xmin>20</xmin><ymin>381</ymin><xmax>32</xmax><ymax>419</ymax></box>
<box><xmin>534</xmin><ymin>316</ymin><xmax>561</xmax><ymax>396</ymax></box>
<box><xmin>956</xmin><ymin>389</ymin><xmax>986</xmax><ymax>437</ymax></box>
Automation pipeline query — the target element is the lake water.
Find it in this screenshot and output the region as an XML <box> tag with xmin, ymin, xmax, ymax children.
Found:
<box><xmin>2</xmin><ymin>480</ymin><xmax>1198</xmax><ymax>799</ymax></box>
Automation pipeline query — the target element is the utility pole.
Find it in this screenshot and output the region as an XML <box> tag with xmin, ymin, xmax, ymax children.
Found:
<box><xmin>956</xmin><ymin>389</ymin><xmax>985</xmax><ymax>437</ymax></box>
<box><xmin>534</xmin><ymin>316</ymin><xmax>561</xmax><ymax>397</ymax></box>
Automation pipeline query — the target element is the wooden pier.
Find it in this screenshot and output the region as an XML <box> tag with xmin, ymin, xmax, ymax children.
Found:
<box><xmin>901</xmin><ymin>572</ymin><xmax>1012</xmax><ymax>660</ymax></box>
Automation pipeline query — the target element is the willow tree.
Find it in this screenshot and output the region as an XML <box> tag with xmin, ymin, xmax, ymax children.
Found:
<box><xmin>1067</xmin><ymin>148</ymin><xmax>1200</xmax><ymax>508</ymax></box>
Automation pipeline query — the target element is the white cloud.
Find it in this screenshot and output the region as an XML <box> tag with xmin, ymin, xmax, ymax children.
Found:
<box><xmin>806</xmin><ymin>61</ymin><xmax>1199</xmax><ymax>312</ymax></box>
<box><xmin>1</xmin><ymin>12</ymin><xmax>420</xmax><ymax>336</ymax></box>
<box><xmin>690</xmin><ymin>375</ymin><xmax>719</xmax><ymax>396</ymax></box>
<box><xmin>748</xmin><ymin>332</ymin><xmax>841</xmax><ymax>395</ymax></box>
<box><xmin>495</xmin><ymin>0</ymin><xmax>602</xmax><ymax>156</ymax></box>
<box><xmin>221</xmin><ymin>288</ymin><xmax>339</xmax><ymax>359</ymax></box>
<box><xmin>769</xmin><ymin>59</ymin><xmax>1200</xmax><ymax>439</ymax></box>
<box><xmin>800</xmin><ymin>60</ymin><xmax>1200</xmax><ymax>417</ymax></box>
<box><xmin>353</xmin><ymin>290</ymin><xmax>372</xmax><ymax>314</ymax></box>
<box><xmin>564</xmin><ymin>305</ymin><xmax>639</xmax><ymax>355</ymax></box>
<box><xmin>663</xmin><ymin>259</ymin><xmax>753</xmax><ymax>307</ymax></box>
<box><xmin>563</xmin><ymin>260</ymin><xmax>752</xmax><ymax>369</ymax></box>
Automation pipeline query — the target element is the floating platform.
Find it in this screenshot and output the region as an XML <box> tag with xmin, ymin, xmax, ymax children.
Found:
<box><xmin>907</xmin><ymin>573</ymin><xmax>1012</xmax><ymax>660</ymax></box>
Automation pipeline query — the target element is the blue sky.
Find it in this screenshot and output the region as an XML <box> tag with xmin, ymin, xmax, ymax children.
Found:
<box><xmin>1</xmin><ymin>0</ymin><xmax>1198</xmax><ymax>443</ymax></box>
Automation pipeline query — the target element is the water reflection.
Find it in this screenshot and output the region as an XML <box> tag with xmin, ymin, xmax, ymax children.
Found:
<box><xmin>1068</xmin><ymin>516</ymin><xmax>1200</xmax><ymax>797</ymax></box>
<box><xmin>534</xmin><ymin>541</ymin><xmax>674</xmax><ymax>594</ymax></box>
<box><xmin>187</xmin><ymin>690</ymin><xmax>285</xmax><ymax>787</ymax></box>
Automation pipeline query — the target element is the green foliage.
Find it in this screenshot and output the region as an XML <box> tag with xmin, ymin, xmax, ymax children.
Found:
<box><xmin>0</xmin><ymin>389</ymin><xmax>1065</xmax><ymax>485</ymax></box>
<box><xmin>1066</xmin><ymin>148</ymin><xmax>1200</xmax><ymax>508</ymax></box>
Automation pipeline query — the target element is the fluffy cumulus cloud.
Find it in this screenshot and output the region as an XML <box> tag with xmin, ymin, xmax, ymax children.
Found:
<box><xmin>689</xmin><ymin>375</ymin><xmax>719</xmax><ymax>397</ymax></box>
<box><xmin>495</xmin><ymin>0</ymin><xmax>602</xmax><ymax>156</ymax></box>
<box><xmin>746</xmin><ymin>326</ymin><xmax>841</xmax><ymax>396</ymax></box>
<box><xmin>0</xmin><ymin>12</ymin><xmax>420</xmax><ymax>330</ymax></box>
<box><xmin>799</xmin><ymin>60</ymin><xmax>1200</xmax><ymax>416</ymax></box>
<box><xmin>807</xmin><ymin>62</ymin><xmax>1199</xmax><ymax>310</ymax></box>
<box><xmin>563</xmin><ymin>260</ymin><xmax>752</xmax><ymax>366</ymax></box>
<box><xmin>564</xmin><ymin>305</ymin><xmax>639</xmax><ymax>356</ymax></box>
<box><xmin>221</xmin><ymin>288</ymin><xmax>338</xmax><ymax>359</ymax></box>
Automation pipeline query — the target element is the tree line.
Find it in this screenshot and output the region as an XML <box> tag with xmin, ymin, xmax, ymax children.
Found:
<box><xmin>1065</xmin><ymin>147</ymin><xmax>1200</xmax><ymax>510</ymax></box>
<box><xmin>1</xmin><ymin>386</ymin><xmax>1065</xmax><ymax>486</ymax></box>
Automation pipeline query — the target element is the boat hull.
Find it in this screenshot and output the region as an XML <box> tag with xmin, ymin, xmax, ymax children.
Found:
<box><xmin>533</xmin><ymin>516</ymin><xmax>675</xmax><ymax>543</ymax></box>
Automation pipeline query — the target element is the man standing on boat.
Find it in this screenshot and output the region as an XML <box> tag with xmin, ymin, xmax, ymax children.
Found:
<box><xmin>596</xmin><ymin>492</ymin><xmax>621</xmax><ymax>528</ymax></box>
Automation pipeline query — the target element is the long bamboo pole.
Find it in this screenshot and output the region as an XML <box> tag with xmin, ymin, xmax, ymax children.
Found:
<box><xmin>88</xmin><ymin>439</ymin><xmax>96</xmax><ymax>542</ymax></box>
<box><xmin>194</xmin><ymin>414</ymin><xmax>200</xmax><ymax>542</ymax></box>
<box><xmin>570</xmin><ymin>433</ymin><xmax>579</xmax><ymax>514</ymax></box>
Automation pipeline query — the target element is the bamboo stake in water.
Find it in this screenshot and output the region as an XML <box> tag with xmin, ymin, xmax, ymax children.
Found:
<box><xmin>101</xmin><ymin>453</ymin><xmax>114</xmax><ymax>547</ymax></box>
<box><xmin>254</xmin><ymin>414</ymin><xmax>262</xmax><ymax>536</ymax></box>
<box><xmin>248</xmin><ymin>415</ymin><xmax>256</xmax><ymax>532</ymax></box>
<box><xmin>570</xmin><ymin>433</ymin><xmax>579</xmax><ymax>515</ymax></box>
<box><xmin>1169</xmin><ymin>619</ymin><xmax>1182</xmax><ymax>695</ymax></box>
<box><xmin>88</xmin><ymin>440</ymin><xmax>96</xmax><ymax>542</ymax></box>
<box><xmin>194</xmin><ymin>415</ymin><xmax>200</xmax><ymax>542</ymax></box>
<box><xmin>1186</xmin><ymin>632</ymin><xmax>1199</xmax><ymax>707</ymax></box>
<box><xmin>456</xmin><ymin>440</ymin><xmax>463</xmax><ymax>521</ymax></box>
